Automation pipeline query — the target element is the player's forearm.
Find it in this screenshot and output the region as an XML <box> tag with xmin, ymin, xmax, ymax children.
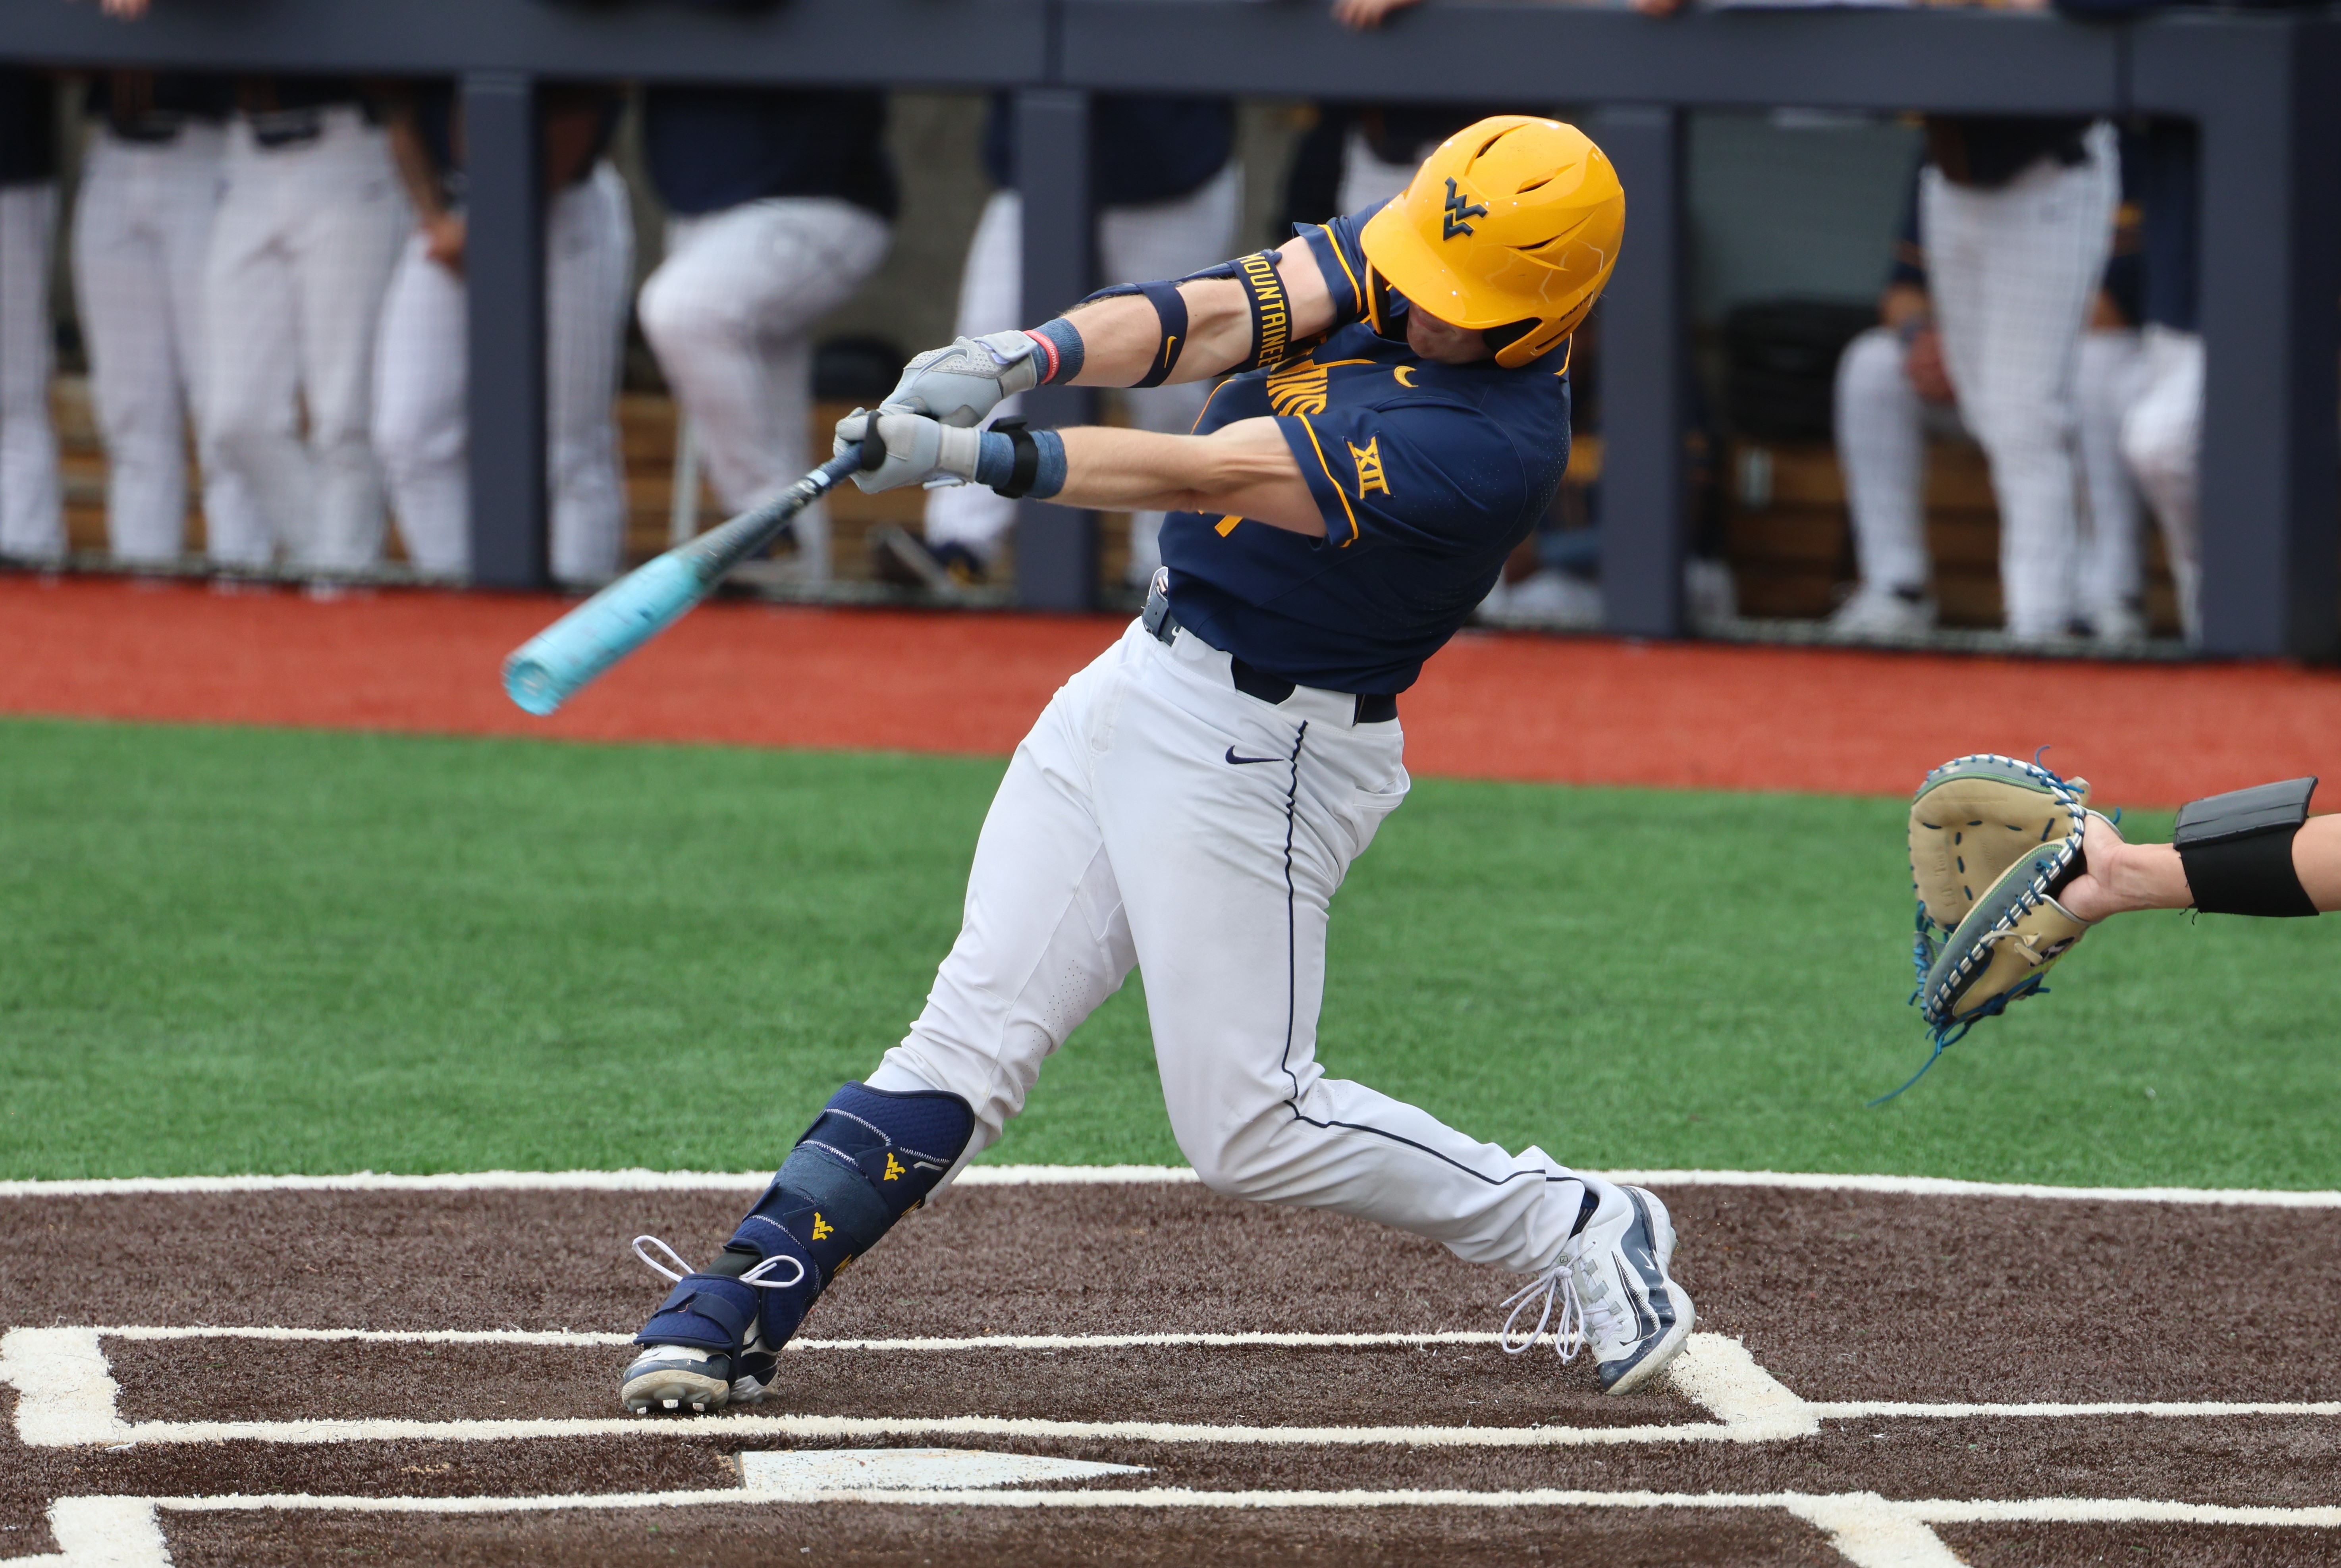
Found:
<box><xmin>2095</xmin><ymin>817</ymin><xmax>2341</xmax><ymax>916</ymax></box>
<box><xmin>1059</xmin><ymin>235</ymin><xmax>1337</xmax><ymax>389</ymax></box>
<box><xmin>1051</xmin><ymin>423</ymin><xmax>1325</xmax><ymax>536</ymax></box>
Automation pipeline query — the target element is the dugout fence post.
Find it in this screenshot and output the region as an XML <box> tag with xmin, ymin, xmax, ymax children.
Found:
<box><xmin>1014</xmin><ymin>87</ymin><xmax>1100</xmax><ymax>613</ymax></box>
<box><xmin>462</xmin><ymin>72</ymin><xmax>551</xmax><ymax>590</ymax></box>
<box><xmin>2135</xmin><ymin>13</ymin><xmax>2341</xmax><ymax>661</ymax></box>
<box><xmin>1593</xmin><ymin>104</ymin><xmax>1689</xmax><ymax>639</ymax></box>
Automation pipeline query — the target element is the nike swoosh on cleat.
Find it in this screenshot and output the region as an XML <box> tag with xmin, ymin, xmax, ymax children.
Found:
<box><xmin>1225</xmin><ymin>747</ymin><xmax>1283</xmax><ymax>766</ymax></box>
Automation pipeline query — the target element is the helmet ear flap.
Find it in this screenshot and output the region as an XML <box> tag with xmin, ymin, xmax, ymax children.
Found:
<box><xmin>1493</xmin><ymin>302</ymin><xmax>1591</xmax><ymax>370</ymax></box>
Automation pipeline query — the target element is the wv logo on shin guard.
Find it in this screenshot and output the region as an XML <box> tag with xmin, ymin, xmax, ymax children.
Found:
<box><xmin>882</xmin><ymin>1152</ymin><xmax>905</xmax><ymax>1182</ymax></box>
<box><xmin>1442</xmin><ymin>178</ymin><xmax>1489</xmax><ymax>240</ymax></box>
<box><xmin>810</xmin><ymin>1213</ymin><xmax>835</xmax><ymax>1242</ymax></box>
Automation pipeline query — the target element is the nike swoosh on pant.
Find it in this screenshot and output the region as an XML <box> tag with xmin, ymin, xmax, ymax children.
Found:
<box><xmin>1225</xmin><ymin>747</ymin><xmax>1283</xmax><ymax>766</ymax></box>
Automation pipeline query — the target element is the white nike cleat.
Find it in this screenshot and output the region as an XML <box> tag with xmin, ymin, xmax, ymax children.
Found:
<box><xmin>1500</xmin><ymin>1179</ymin><xmax>1695</xmax><ymax>1396</ymax></box>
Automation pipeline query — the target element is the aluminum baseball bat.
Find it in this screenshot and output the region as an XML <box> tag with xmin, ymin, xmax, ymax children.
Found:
<box><xmin>503</xmin><ymin>445</ymin><xmax>865</xmax><ymax>716</ymax></box>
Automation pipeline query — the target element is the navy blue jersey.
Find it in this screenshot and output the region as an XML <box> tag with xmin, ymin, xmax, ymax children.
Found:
<box><xmin>644</xmin><ymin>88</ymin><xmax>896</xmax><ymax>220</ymax></box>
<box><xmin>983</xmin><ymin>94</ymin><xmax>1231</xmax><ymax>208</ymax></box>
<box><xmin>1159</xmin><ymin>208</ymin><xmax>1572</xmax><ymax>695</ymax></box>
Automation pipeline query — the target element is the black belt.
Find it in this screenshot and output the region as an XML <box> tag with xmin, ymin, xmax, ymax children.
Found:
<box><xmin>248</xmin><ymin>109</ymin><xmax>326</xmax><ymax>149</ymax></box>
<box><xmin>1143</xmin><ymin>575</ymin><xmax>1397</xmax><ymax>725</ymax></box>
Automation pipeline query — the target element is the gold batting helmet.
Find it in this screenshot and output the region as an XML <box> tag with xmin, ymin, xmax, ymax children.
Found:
<box><xmin>1360</xmin><ymin>116</ymin><xmax>1625</xmax><ymax>370</ymax></box>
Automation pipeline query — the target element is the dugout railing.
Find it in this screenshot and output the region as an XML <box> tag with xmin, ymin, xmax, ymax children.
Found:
<box><xmin>11</xmin><ymin>0</ymin><xmax>2338</xmax><ymax>659</ymax></box>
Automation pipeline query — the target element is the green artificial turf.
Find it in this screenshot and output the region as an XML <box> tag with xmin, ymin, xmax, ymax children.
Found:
<box><xmin>3</xmin><ymin>716</ymin><xmax>2335</xmax><ymax>1188</ymax></box>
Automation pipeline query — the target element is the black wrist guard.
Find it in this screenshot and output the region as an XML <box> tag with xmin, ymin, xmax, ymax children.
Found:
<box><xmin>2174</xmin><ymin>777</ymin><xmax>2320</xmax><ymax>917</ymax></box>
<box><xmin>989</xmin><ymin>419</ymin><xmax>1041</xmax><ymax>500</ymax></box>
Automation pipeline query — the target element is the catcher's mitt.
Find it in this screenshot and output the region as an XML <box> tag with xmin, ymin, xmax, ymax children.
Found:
<box><xmin>1886</xmin><ymin>754</ymin><xmax>2098</xmax><ymax>1100</ymax></box>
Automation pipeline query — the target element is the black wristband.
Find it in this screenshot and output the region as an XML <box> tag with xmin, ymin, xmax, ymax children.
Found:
<box><xmin>1134</xmin><ymin>282</ymin><xmax>1189</xmax><ymax>388</ymax></box>
<box><xmin>989</xmin><ymin>419</ymin><xmax>1041</xmax><ymax>500</ymax></box>
<box><xmin>2174</xmin><ymin>776</ymin><xmax>2320</xmax><ymax>917</ymax></box>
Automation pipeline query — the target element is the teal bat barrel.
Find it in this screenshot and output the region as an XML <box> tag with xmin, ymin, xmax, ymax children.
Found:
<box><xmin>503</xmin><ymin>447</ymin><xmax>863</xmax><ymax>716</ymax></box>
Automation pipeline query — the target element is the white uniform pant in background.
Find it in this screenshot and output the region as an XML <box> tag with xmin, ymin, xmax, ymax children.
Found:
<box><xmin>1833</xmin><ymin>324</ymin><xmax>1963</xmax><ymax>598</ymax></box>
<box><xmin>201</xmin><ymin>107</ymin><xmax>405</xmax><ymax>573</ymax></box>
<box><xmin>924</xmin><ymin>165</ymin><xmax>1242</xmax><ymax>584</ymax></box>
<box><xmin>2121</xmin><ymin>324</ymin><xmax>2202</xmax><ymax>641</ymax></box>
<box><xmin>871</xmin><ymin>620</ymin><xmax>1587</xmax><ymax>1277</ymax></box>
<box><xmin>1920</xmin><ymin>125</ymin><xmax>2117</xmax><ymax>640</ymax></box>
<box><xmin>372</xmin><ymin>163</ymin><xmax>634</xmax><ymax>584</ymax></box>
<box><xmin>71</xmin><ymin>125</ymin><xmax>267</xmax><ymax>568</ymax></box>
<box><xmin>0</xmin><ymin>182</ymin><xmax>62</xmax><ymax>561</ymax></box>
<box><xmin>637</xmin><ymin>196</ymin><xmax>890</xmax><ymax>582</ymax></box>
<box><xmin>1836</xmin><ymin>320</ymin><xmax>2143</xmax><ymax>631</ymax></box>
<box><xmin>2073</xmin><ymin>328</ymin><xmax>2143</xmax><ymax>627</ymax></box>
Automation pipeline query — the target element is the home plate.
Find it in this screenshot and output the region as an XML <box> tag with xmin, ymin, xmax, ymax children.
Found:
<box><xmin>741</xmin><ymin>1448</ymin><xmax>1149</xmax><ymax>1493</ymax></box>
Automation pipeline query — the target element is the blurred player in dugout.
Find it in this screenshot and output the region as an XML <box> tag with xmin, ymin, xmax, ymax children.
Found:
<box><xmin>71</xmin><ymin>70</ymin><xmax>274</xmax><ymax>572</ymax></box>
<box><xmin>1832</xmin><ymin>154</ymin><xmax>2154</xmax><ymax>645</ymax></box>
<box><xmin>635</xmin><ymin>76</ymin><xmax>895</xmax><ymax>585</ymax></box>
<box><xmin>0</xmin><ymin>69</ymin><xmax>62</xmax><ymax>564</ymax></box>
<box><xmin>372</xmin><ymin>83</ymin><xmax>634</xmax><ymax>586</ymax></box>
<box><xmin>876</xmin><ymin>93</ymin><xmax>1241</xmax><ymax>593</ymax></box>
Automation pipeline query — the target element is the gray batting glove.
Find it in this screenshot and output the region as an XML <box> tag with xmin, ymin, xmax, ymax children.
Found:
<box><xmin>834</xmin><ymin>408</ymin><xmax>985</xmax><ymax>494</ymax></box>
<box><xmin>880</xmin><ymin>331</ymin><xmax>1045</xmax><ymax>428</ymax></box>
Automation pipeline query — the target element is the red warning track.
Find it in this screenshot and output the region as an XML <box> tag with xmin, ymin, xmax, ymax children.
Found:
<box><xmin>2</xmin><ymin>574</ymin><xmax>2336</xmax><ymax>806</ymax></box>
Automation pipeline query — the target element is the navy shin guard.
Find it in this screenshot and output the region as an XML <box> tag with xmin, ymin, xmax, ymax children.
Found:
<box><xmin>702</xmin><ymin>1082</ymin><xmax>972</xmax><ymax>1352</ymax></box>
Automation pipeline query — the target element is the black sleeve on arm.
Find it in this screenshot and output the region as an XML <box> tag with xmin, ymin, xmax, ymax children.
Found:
<box><xmin>2174</xmin><ymin>777</ymin><xmax>2321</xmax><ymax>917</ymax></box>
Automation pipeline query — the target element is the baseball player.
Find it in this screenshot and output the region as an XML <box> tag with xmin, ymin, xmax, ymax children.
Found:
<box><xmin>634</xmin><ymin>83</ymin><xmax>895</xmax><ymax>584</ymax></box>
<box><xmin>0</xmin><ymin>68</ymin><xmax>62</xmax><ymax>564</ymax></box>
<box><xmin>1916</xmin><ymin>114</ymin><xmax>2119</xmax><ymax>644</ymax></box>
<box><xmin>882</xmin><ymin>95</ymin><xmax>1239</xmax><ymax>591</ymax></box>
<box><xmin>2114</xmin><ymin>119</ymin><xmax>2200</xmax><ymax>642</ymax></box>
<box><xmin>370</xmin><ymin>85</ymin><xmax>632</xmax><ymax>586</ymax></box>
<box><xmin>621</xmin><ymin>117</ymin><xmax>1695</xmax><ymax>1418</ymax></box>
<box><xmin>70</xmin><ymin>71</ymin><xmax>269</xmax><ymax>570</ymax></box>
<box><xmin>201</xmin><ymin>76</ymin><xmax>406</xmax><ymax>580</ymax></box>
<box><xmin>1833</xmin><ymin>172</ymin><xmax>2147</xmax><ymax>642</ymax></box>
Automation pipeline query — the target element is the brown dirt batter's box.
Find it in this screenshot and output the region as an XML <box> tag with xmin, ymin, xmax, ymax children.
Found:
<box><xmin>3</xmin><ymin>1170</ymin><xmax>2338</xmax><ymax>1566</ymax></box>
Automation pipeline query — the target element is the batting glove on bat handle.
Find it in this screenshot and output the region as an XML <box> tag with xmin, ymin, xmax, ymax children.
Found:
<box><xmin>879</xmin><ymin>331</ymin><xmax>1045</xmax><ymax>428</ymax></box>
<box><xmin>834</xmin><ymin>409</ymin><xmax>982</xmax><ymax>494</ymax></box>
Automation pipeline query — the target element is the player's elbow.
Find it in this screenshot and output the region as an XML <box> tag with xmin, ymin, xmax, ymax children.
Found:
<box><xmin>1180</xmin><ymin>424</ymin><xmax>1322</xmax><ymax>533</ymax></box>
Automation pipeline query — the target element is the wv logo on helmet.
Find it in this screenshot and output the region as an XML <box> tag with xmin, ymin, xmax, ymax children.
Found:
<box><xmin>1442</xmin><ymin>178</ymin><xmax>1490</xmax><ymax>240</ymax></box>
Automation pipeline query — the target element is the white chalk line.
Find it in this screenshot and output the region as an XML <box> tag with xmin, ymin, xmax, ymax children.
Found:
<box><xmin>13</xmin><ymin>1323</ymin><xmax>2337</xmax><ymax>1462</ymax></box>
<box><xmin>77</xmin><ymin>1325</ymin><xmax>1641</xmax><ymax>1353</ymax></box>
<box><xmin>2</xmin><ymin>1327</ymin><xmax>1800</xmax><ymax>1449</ymax></box>
<box><xmin>13</xmin><ymin>1486</ymin><xmax>2341</xmax><ymax>1568</ymax></box>
<box><xmin>6</xmin><ymin>1163</ymin><xmax>2340</xmax><ymax>1207</ymax></box>
<box><xmin>107</xmin><ymin>1487</ymin><xmax>2341</xmax><ymax>1525</ymax></box>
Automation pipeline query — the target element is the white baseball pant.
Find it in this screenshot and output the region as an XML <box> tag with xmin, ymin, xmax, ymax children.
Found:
<box><xmin>2121</xmin><ymin>324</ymin><xmax>2202</xmax><ymax>641</ymax></box>
<box><xmin>201</xmin><ymin>106</ymin><xmax>405</xmax><ymax>573</ymax></box>
<box><xmin>868</xmin><ymin>618</ymin><xmax>1588</xmax><ymax>1277</ymax></box>
<box><xmin>70</xmin><ymin>123</ymin><xmax>269</xmax><ymax>568</ymax></box>
<box><xmin>923</xmin><ymin>163</ymin><xmax>1242</xmax><ymax>584</ymax></box>
<box><xmin>371</xmin><ymin>162</ymin><xmax>635</xmax><ymax>585</ymax></box>
<box><xmin>1835</xmin><ymin>320</ymin><xmax>2143</xmax><ymax>628</ymax></box>
<box><xmin>637</xmin><ymin>197</ymin><xmax>890</xmax><ymax>582</ymax></box>
<box><xmin>0</xmin><ymin>181</ymin><xmax>62</xmax><ymax>561</ymax></box>
<box><xmin>1920</xmin><ymin>124</ymin><xmax>2118</xmax><ymax>639</ymax></box>
<box><xmin>2073</xmin><ymin>328</ymin><xmax>2144</xmax><ymax>626</ymax></box>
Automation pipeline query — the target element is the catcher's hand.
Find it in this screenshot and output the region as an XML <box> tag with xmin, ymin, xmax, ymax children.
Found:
<box><xmin>1890</xmin><ymin>755</ymin><xmax>2104</xmax><ymax>1097</ymax></box>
